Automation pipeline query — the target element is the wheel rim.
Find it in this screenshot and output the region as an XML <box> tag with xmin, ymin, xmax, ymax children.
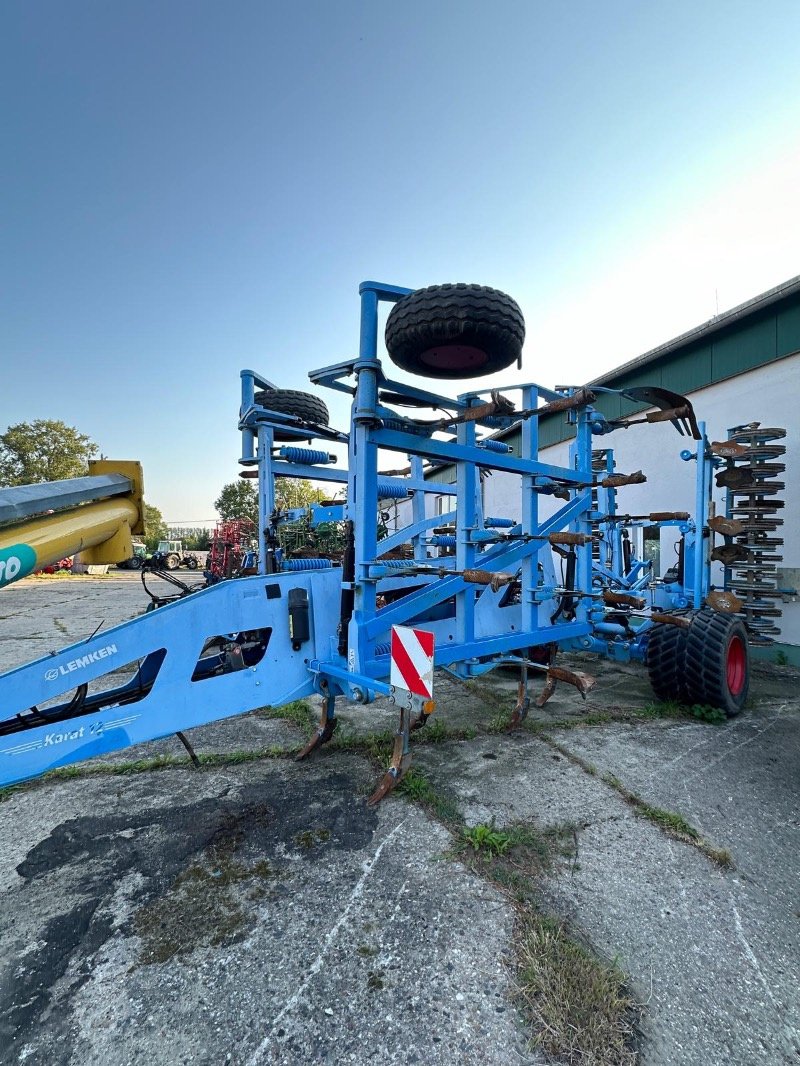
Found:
<box><xmin>419</xmin><ymin>345</ymin><xmax>489</xmax><ymax>371</ymax></box>
<box><xmin>726</xmin><ymin>635</ymin><xmax>747</xmax><ymax>696</ymax></box>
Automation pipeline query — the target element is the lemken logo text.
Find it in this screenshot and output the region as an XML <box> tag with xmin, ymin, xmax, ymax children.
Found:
<box><xmin>44</xmin><ymin>644</ymin><xmax>118</xmax><ymax>681</ymax></box>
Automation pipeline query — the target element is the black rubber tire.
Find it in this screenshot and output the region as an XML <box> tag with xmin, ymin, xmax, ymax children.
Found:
<box><xmin>165</xmin><ymin>553</ymin><xmax>180</xmax><ymax>571</ymax></box>
<box><xmin>253</xmin><ymin>388</ymin><xmax>329</xmax><ymax>441</ymax></box>
<box><xmin>385</xmin><ymin>283</ymin><xmax>525</xmax><ymax>379</ymax></box>
<box><xmin>128</xmin><ymin>556</ymin><xmax>142</xmax><ymax>570</ymax></box>
<box><xmin>186</xmin><ymin>557</ymin><xmax>198</xmax><ymax>570</ymax></box>
<box><xmin>646</xmin><ymin>623</ymin><xmax>689</xmax><ymax>703</ymax></box>
<box><xmin>684</xmin><ymin>608</ymin><xmax>750</xmax><ymax>717</ymax></box>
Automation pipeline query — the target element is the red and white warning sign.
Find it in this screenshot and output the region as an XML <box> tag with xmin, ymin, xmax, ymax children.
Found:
<box><xmin>390</xmin><ymin>625</ymin><xmax>435</xmax><ymax>698</ymax></box>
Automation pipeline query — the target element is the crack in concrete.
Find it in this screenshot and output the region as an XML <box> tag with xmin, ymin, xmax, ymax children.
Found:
<box><xmin>244</xmin><ymin>818</ymin><xmax>407</xmax><ymax>1065</ymax></box>
<box><xmin>682</xmin><ymin>703</ymin><xmax>790</xmax><ymax>782</ymax></box>
<box><xmin>727</xmin><ymin>892</ymin><xmax>779</xmax><ymax>1013</ymax></box>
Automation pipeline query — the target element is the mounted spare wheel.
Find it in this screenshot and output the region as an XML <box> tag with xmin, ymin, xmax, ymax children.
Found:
<box><xmin>385</xmin><ymin>283</ymin><xmax>525</xmax><ymax>379</ymax></box>
<box><xmin>253</xmin><ymin>389</ymin><xmax>330</xmax><ymax>441</ymax></box>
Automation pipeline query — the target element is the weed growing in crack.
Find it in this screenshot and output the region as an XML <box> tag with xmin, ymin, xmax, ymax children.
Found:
<box><xmin>395</xmin><ymin>769</ymin><xmax>461</xmax><ymax>824</ymax></box>
<box><xmin>460</xmin><ymin>820</ymin><xmax>514</xmax><ymax>857</ymax></box>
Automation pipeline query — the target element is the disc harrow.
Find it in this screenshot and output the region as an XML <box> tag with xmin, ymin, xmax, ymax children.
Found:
<box><xmin>719</xmin><ymin>423</ymin><xmax>787</xmax><ymax>644</ymax></box>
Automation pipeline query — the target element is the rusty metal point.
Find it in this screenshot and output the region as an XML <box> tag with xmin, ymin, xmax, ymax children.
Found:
<box><xmin>705</xmin><ymin>590</ymin><xmax>745</xmax><ymax>614</ymax></box>
<box><xmin>295</xmin><ymin>717</ymin><xmax>338</xmax><ymax>761</ymax></box>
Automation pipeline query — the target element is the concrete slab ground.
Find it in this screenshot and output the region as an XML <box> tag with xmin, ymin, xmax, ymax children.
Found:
<box><xmin>0</xmin><ymin>575</ymin><xmax>798</xmax><ymax>1065</ymax></box>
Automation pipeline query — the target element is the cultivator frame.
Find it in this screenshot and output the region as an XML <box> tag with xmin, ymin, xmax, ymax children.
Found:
<box><xmin>0</xmin><ymin>279</ymin><xmax>779</xmax><ymax>792</ymax></box>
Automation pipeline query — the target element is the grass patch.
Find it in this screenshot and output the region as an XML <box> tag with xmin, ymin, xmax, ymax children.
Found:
<box><xmin>256</xmin><ymin>699</ymin><xmax>315</xmax><ymax>737</ymax></box>
<box><xmin>638</xmin><ymin>701</ymin><xmax>726</xmax><ymax>724</ymax></box>
<box><xmin>600</xmin><ymin>771</ymin><xmax>732</xmax><ymax>868</ymax></box>
<box><xmin>457</xmin><ymin>821</ymin><xmax>578</xmax><ymax>902</ymax></box>
<box><xmin>515</xmin><ymin>910</ymin><xmax>636</xmax><ymax>1066</ymax></box>
<box><xmin>395</xmin><ymin>769</ymin><xmax>462</xmax><ymax>824</ymax></box>
<box><xmin>444</xmin><ymin>811</ymin><xmax>634</xmax><ymax>1063</ymax></box>
<box><xmin>0</xmin><ymin>745</ymin><xmax>298</xmax><ymax>806</ymax></box>
<box><xmin>603</xmin><ymin>773</ymin><xmax>700</xmax><ymax>841</ymax></box>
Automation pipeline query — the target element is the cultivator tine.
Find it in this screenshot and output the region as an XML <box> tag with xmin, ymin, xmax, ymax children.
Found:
<box><xmin>618</xmin><ymin>386</ymin><xmax>702</xmax><ymax>439</ymax></box>
<box><xmin>463</xmin><ymin>568</ymin><xmax>517</xmax><ymax>592</ymax></box>
<box><xmin>508</xmin><ymin>664</ymin><xmax>530</xmax><ymax>729</ymax></box>
<box><xmin>710</xmin><ymin>439</ymin><xmax>750</xmax><ymax>459</ymax></box>
<box><xmin>534</xmin><ymin>672</ymin><xmax>559</xmax><ymax>708</ymax></box>
<box><xmin>526</xmin><ymin>386</ymin><xmax>596</xmax><ymax>419</ymax></box>
<box><xmin>528</xmin><ymin>662</ymin><xmax>595</xmax><ymax>708</ymax></box>
<box><xmin>648</xmin><ymin>613</ymin><xmax>691</xmax><ymax>629</ymax></box>
<box><xmin>705</xmin><ymin>590</ymin><xmax>745</xmax><ymax>614</ymax></box>
<box><xmin>295</xmin><ymin>694</ymin><xmax>338</xmax><ymax>761</ymax></box>
<box><xmin>598</xmin><ymin>470</ymin><xmax>647</xmax><ymax>488</ymax></box>
<box><xmin>410</xmin><ymin>695</ymin><xmax>436</xmax><ymax>732</ymax></box>
<box><xmin>708</xmin><ymin>515</ymin><xmax>745</xmax><ymax>537</ymax></box>
<box><xmin>602</xmin><ymin>589</ymin><xmax>646</xmax><ymax>609</ymax></box>
<box><xmin>367</xmin><ymin>701</ymin><xmax>413</xmax><ymax>807</ymax></box>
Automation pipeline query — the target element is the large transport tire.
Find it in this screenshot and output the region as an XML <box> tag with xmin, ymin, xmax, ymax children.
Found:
<box><xmin>385</xmin><ymin>283</ymin><xmax>525</xmax><ymax>379</ymax></box>
<box><xmin>684</xmin><ymin>608</ymin><xmax>750</xmax><ymax>717</ymax></box>
<box><xmin>128</xmin><ymin>556</ymin><xmax>142</xmax><ymax>570</ymax></box>
<box><xmin>185</xmin><ymin>557</ymin><xmax>198</xmax><ymax>570</ymax></box>
<box><xmin>646</xmin><ymin>622</ymin><xmax>689</xmax><ymax>703</ymax></box>
<box><xmin>253</xmin><ymin>388</ymin><xmax>329</xmax><ymax>441</ymax></box>
<box><xmin>165</xmin><ymin>553</ymin><xmax>180</xmax><ymax>571</ymax></box>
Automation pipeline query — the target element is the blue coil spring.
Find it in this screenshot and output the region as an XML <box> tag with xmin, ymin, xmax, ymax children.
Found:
<box><xmin>484</xmin><ymin>517</ymin><xmax>515</xmax><ymax>528</ymax></box>
<box><xmin>430</xmin><ymin>535</ymin><xmax>457</xmax><ymax>547</ymax></box>
<box><xmin>281</xmin><ymin>558</ymin><xmax>333</xmax><ymax>571</ymax></box>
<box><xmin>374</xmin><ymin>643</ymin><xmax>391</xmax><ymax>657</ymax></box>
<box><xmin>377</xmin><ymin>481</ymin><xmax>409</xmax><ymax>499</ymax></box>
<box><xmin>478</xmin><ymin>439</ymin><xmax>511</xmax><ymax>454</ymax></box>
<box><xmin>379</xmin><ymin>558</ymin><xmax>418</xmax><ymax>568</ymax></box>
<box><xmin>278</xmin><ymin>446</ymin><xmax>333</xmax><ymax>465</ymax></box>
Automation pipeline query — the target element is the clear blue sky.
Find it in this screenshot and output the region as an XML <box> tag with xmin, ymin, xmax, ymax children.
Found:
<box><xmin>2</xmin><ymin>1</ymin><xmax>799</xmax><ymax>522</ymax></box>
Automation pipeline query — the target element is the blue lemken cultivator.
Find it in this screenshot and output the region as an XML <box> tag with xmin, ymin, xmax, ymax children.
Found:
<box><xmin>0</xmin><ymin>281</ymin><xmax>766</xmax><ymax>800</ymax></box>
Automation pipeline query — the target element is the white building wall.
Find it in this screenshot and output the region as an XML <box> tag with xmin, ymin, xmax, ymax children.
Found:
<box><xmin>482</xmin><ymin>353</ymin><xmax>799</xmax><ymax>646</ymax></box>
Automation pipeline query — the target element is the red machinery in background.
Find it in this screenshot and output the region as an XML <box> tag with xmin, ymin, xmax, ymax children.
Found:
<box><xmin>205</xmin><ymin>518</ymin><xmax>256</xmax><ymax>580</ymax></box>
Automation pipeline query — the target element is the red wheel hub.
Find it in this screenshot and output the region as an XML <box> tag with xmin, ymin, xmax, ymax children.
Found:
<box><xmin>419</xmin><ymin>345</ymin><xmax>489</xmax><ymax>371</ymax></box>
<box><xmin>726</xmin><ymin>635</ymin><xmax>747</xmax><ymax>695</ymax></box>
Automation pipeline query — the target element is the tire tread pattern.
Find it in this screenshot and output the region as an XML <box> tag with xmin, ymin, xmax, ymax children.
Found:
<box><xmin>253</xmin><ymin>389</ymin><xmax>329</xmax><ymax>441</ymax></box>
<box><xmin>684</xmin><ymin>608</ymin><xmax>750</xmax><ymax>717</ymax></box>
<box><xmin>385</xmin><ymin>283</ymin><xmax>525</xmax><ymax>379</ymax></box>
<box><xmin>646</xmin><ymin>623</ymin><xmax>689</xmax><ymax>703</ymax></box>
